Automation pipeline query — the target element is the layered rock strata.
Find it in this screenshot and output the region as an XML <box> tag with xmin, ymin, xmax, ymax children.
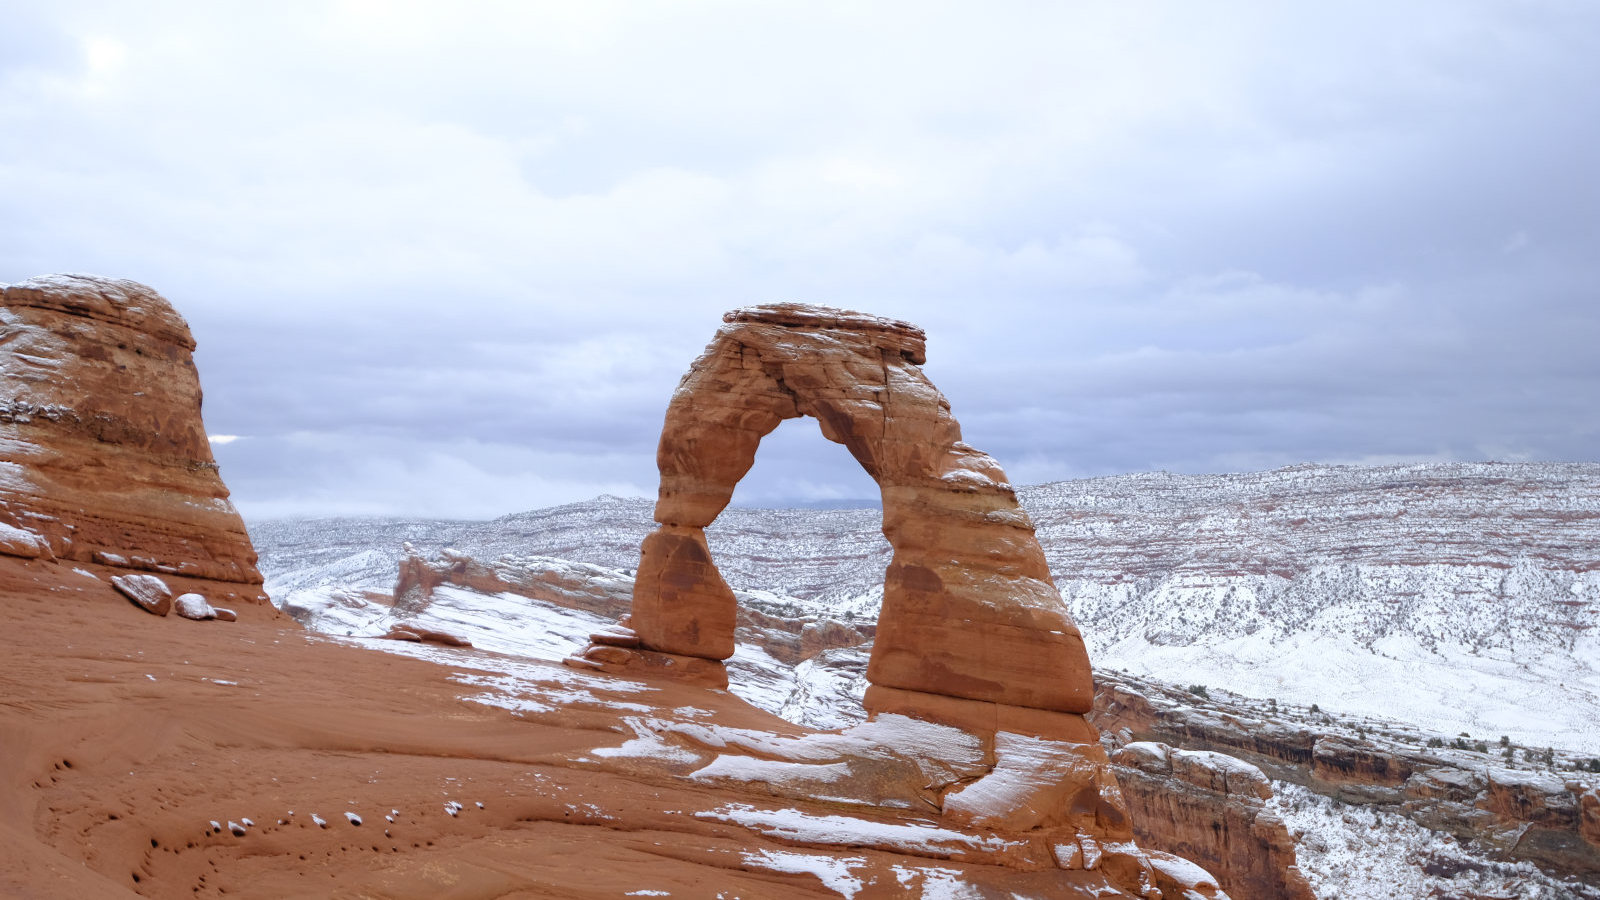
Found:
<box><xmin>0</xmin><ymin>275</ymin><xmax>264</xmax><ymax>601</ymax></box>
<box><xmin>1112</xmin><ymin>742</ymin><xmax>1316</xmax><ymax>900</ymax></box>
<box><xmin>1094</xmin><ymin>670</ymin><xmax>1600</xmax><ymax>885</ymax></box>
<box><xmin>571</xmin><ymin>303</ymin><xmax>1095</xmax><ymax>740</ymax></box>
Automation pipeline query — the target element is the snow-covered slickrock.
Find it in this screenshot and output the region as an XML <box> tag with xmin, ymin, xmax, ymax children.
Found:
<box><xmin>0</xmin><ymin>275</ymin><xmax>265</xmax><ymax>604</ymax></box>
<box><xmin>576</xmin><ymin>303</ymin><xmax>1096</xmax><ymax>740</ymax></box>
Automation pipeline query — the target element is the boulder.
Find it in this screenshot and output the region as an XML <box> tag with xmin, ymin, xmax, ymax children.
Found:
<box><xmin>174</xmin><ymin>593</ymin><xmax>217</xmax><ymax>620</ymax></box>
<box><xmin>0</xmin><ymin>521</ymin><xmax>52</xmax><ymax>560</ymax></box>
<box><xmin>112</xmin><ymin>574</ymin><xmax>173</xmax><ymax>616</ymax></box>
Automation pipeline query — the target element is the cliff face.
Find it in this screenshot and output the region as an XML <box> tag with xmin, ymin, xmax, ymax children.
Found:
<box><xmin>1111</xmin><ymin>742</ymin><xmax>1316</xmax><ymax>900</ymax></box>
<box><xmin>1092</xmin><ymin>671</ymin><xmax>1600</xmax><ymax>885</ymax></box>
<box><xmin>0</xmin><ymin>274</ymin><xmax>264</xmax><ymax>599</ymax></box>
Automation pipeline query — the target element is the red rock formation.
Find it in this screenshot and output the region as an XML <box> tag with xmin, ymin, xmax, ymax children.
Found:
<box><xmin>573</xmin><ymin>303</ymin><xmax>1095</xmax><ymax>741</ymax></box>
<box><xmin>1113</xmin><ymin>741</ymin><xmax>1316</xmax><ymax>900</ymax></box>
<box><xmin>1094</xmin><ymin>668</ymin><xmax>1600</xmax><ymax>886</ymax></box>
<box><xmin>0</xmin><ymin>275</ymin><xmax>265</xmax><ymax>603</ymax></box>
<box><xmin>1582</xmin><ymin>788</ymin><xmax>1600</xmax><ymax>848</ymax></box>
<box><xmin>557</xmin><ymin>305</ymin><xmax>1230</xmax><ymax>896</ymax></box>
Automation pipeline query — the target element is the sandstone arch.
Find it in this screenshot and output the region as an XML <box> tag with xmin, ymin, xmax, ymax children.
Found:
<box><xmin>585</xmin><ymin>304</ymin><xmax>1096</xmax><ymax>738</ymax></box>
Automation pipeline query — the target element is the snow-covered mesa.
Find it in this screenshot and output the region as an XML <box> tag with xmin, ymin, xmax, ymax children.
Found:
<box><xmin>253</xmin><ymin>461</ymin><xmax>1600</xmax><ymax>754</ymax></box>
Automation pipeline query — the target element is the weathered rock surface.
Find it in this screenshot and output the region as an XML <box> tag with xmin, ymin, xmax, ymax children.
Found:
<box><xmin>1112</xmin><ymin>741</ymin><xmax>1316</xmax><ymax>900</ymax></box>
<box><xmin>0</xmin><ymin>275</ymin><xmax>265</xmax><ymax>604</ymax></box>
<box><xmin>0</xmin><ymin>520</ymin><xmax>52</xmax><ymax>559</ymax></box>
<box><xmin>5</xmin><ymin>556</ymin><xmax>1197</xmax><ymax>900</ymax></box>
<box><xmin>1145</xmin><ymin>850</ymin><xmax>1229</xmax><ymax>900</ymax></box>
<box><xmin>112</xmin><ymin>573</ymin><xmax>173</xmax><ymax>616</ymax></box>
<box><xmin>173</xmin><ymin>592</ymin><xmax>216</xmax><ymax>620</ymax></box>
<box><xmin>581</xmin><ymin>303</ymin><xmax>1094</xmax><ymax>737</ymax></box>
<box><xmin>1093</xmin><ymin>670</ymin><xmax>1600</xmax><ymax>885</ymax></box>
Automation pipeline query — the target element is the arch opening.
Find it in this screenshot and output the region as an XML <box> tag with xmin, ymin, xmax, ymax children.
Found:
<box><xmin>724</xmin><ymin>416</ymin><xmax>881</xmax><ymax>512</ymax></box>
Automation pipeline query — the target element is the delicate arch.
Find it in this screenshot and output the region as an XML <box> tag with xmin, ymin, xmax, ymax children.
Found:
<box><xmin>626</xmin><ymin>304</ymin><xmax>1096</xmax><ymax>723</ymax></box>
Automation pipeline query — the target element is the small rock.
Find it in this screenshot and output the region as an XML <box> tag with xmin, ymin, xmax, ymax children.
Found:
<box><xmin>383</xmin><ymin>625</ymin><xmax>471</xmax><ymax>647</ymax></box>
<box><xmin>213</xmin><ymin>607</ymin><xmax>237</xmax><ymax>622</ymax></box>
<box><xmin>0</xmin><ymin>522</ymin><xmax>51</xmax><ymax>560</ymax></box>
<box><xmin>112</xmin><ymin>574</ymin><xmax>173</xmax><ymax>616</ymax></box>
<box><xmin>345</xmin><ymin>812</ymin><xmax>362</xmax><ymax>826</ymax></box>
<box><xmin>228</xmin><ymin>820</ymin><xmax>246</xmax><ymax>836</ymax></box>
<box><xmin>174</xmin><ymin>593</ymin><xmax>217</xmax><ymax>620</ymax></box>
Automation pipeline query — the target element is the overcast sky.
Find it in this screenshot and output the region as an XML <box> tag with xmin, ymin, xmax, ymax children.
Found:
<box><xmin>3</xmin><ymin>1</ymin><xmax>1597</xmax><ymax>519</ymax></box>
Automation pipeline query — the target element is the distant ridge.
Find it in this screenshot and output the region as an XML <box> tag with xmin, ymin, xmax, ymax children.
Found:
<box><xmin>251</xmin><ymin>460</ymin><xmax>1600</xmax><ymax>753</ymax></box>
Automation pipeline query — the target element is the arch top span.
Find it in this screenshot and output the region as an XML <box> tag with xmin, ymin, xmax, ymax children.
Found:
<box><xmin>581</xmin><ymin>303</ymin><xmax>1096</xmax><ymax>735</ymax></box>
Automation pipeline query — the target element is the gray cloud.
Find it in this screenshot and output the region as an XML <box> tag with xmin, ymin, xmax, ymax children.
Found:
<box><xmin>3</xmin><ymin>1</ymin><xmax>1598</xmax><ymax>518</ymax></box>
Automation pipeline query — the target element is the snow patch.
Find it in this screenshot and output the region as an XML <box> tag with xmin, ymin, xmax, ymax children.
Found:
<box><xmin>697</xmin><ymin>803</ymin><xmax>1021</xmax><ymax>856</ymax></box>
<box><xmin>741</xmin><ymin>849</ymin><xmax>864</xmax><ymax>899</ymax></box>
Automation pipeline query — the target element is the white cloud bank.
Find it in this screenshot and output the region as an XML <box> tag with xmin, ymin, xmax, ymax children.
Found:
<box><xmin>3</xmin><ymin>1</ymin><xmax>1597</xmax><ymax>517</ymax></box>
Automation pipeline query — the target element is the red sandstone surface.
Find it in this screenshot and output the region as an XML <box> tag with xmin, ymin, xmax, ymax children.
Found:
<box><xmin>2</xmin><ymin>553</ymin><xmax>1225</xmax><ymax>898</ymax></box>
<box><xmin>0</xmin><ymin>274</ymin><xmax>264</xmax><ymax>599</ymax></box>
<box><xmin>2</xmin><ymin>285</ymin><xmax>1239</xmax><ymax>898</ymax></box>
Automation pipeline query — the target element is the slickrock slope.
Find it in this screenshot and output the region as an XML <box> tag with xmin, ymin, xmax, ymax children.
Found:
<box><xmin>0</xmin><ymin>275</ymin><xmax>265</xmax><ymax>603</ymax></box>
<box><xmin>281</xmin><ymin>546</ymin><xmax>1328</xmax><ymax>900</ymax></box>
<box><xmin>3</xmin><ymin>553</ymin><xmax>1233</xmax><ymax>899</ymax></box>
